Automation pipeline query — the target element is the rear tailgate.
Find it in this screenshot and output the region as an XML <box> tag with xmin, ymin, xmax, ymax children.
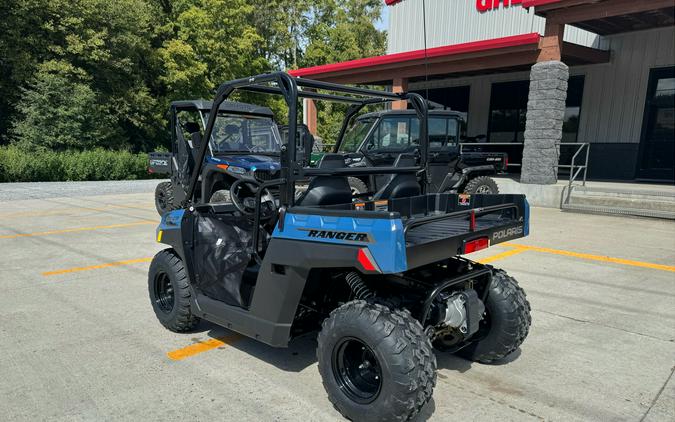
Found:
<box><xmin>392</xmin><ymin>194</ymin><xmax>528</xmax><ymax>269</ymax></box>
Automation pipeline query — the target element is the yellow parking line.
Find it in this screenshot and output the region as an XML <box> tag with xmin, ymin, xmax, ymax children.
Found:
<box><xmin>505</xmin><ymin>243</ymin><xmax>675</xmax><ymax>273</ymax></box>
<box><xmin>0</xmin><ymin>220</ymin><xmax>155</xmax><ymax>240</ymax></box>
<box><xmin>167</xmin><ymin>334</ymin><xmax>242</xmax><ymax>361</ymax></box>
<box><xmin>0</xmin><ymin>204</ymin><xmax>155</xmax><ymax>219</ymax></box>
<box><xmin>478</xmin><ymin>247</ymin><xmax>528</xmax><ymax>264</ymax></box>
<box><xmin>42</xmin><ymin>257</ymin><xmax>153</xmax><ymax>276</ymax></box>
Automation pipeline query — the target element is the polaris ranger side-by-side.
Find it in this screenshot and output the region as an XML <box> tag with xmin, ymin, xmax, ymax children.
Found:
<box><xmin>149</xmin><ymin>100</ymin><xmax>282</xmax><ymax>215</ymax></box>
<box><xmin>148</xmin><ymin>73</ymin><xmax>531</xmax><ymax>422</ymax></box>
<box><xmin>335</xmin><ymin>109</ymin><xmax>507</xmax><ymax>196</ymax></box>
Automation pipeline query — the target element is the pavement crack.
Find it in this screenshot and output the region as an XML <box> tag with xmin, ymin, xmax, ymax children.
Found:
<box><xmin>639</xmin><ymin>365</ymin><xmax>675</xmax><ymax>422</ymax></box>
<box><xmin>534</xmin><ymin>309</ymin><xmax>675</xmax><ymax>343</ymax></box>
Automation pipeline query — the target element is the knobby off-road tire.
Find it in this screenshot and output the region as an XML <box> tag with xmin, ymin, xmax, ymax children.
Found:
<box><xmin>348</xmin><ymin>177</ymin><xmax>369</xmax><ymax>196</ymax></box>
<box><xmin>317</xmin><ymin>300</ymin><xmax>436</xmax><ymax>422</ymax></box>
<box><xmin>148</xmin><ymin>249</ymin><xmax>200</xmax><ymax>332</ymax></box>
<box><xmin>209</xmin><ymin>189</ymin><xmax>231</xmax><ymax>204</ymax></box>
<box><xmin>463</xmin><ymin>176</ymin><xmax>499</xmax><ymax>194</ymax></box>
<box><xmin>457</xmin><ymin>270</ymin><xmax>531</xmax><ymax>363</ymax></box>
<box><xmin>155</xmin><ymin>181</ymin><xmax>176</xmax><ymax>215</ymax></box>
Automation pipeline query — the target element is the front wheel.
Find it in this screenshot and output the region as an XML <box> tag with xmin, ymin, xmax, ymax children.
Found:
<box><xmin>148</xmin><ymin>249</ymin><xmax>200</xmax><ymax>332</ymax></box>
<box><xmin>209</xmin><ymin>189</ymin><xmax>231</xmax><ymax>204</ymax></box>
<box><xmin>463</xmin><ymin>176</ymin><xmax>499</xmax><ymax>194</ymax></box>
<box><xmin>457</xmin><ymin>270</ymin><xmax>531</xmax><ymax>363</ymax></box>
<box><xmin>317</xmin><ymin>300</ymin><xmax>436</xmax><ymax>422</ymax></box>
<box><xmin>155</xmin><ymin>181</ymin><xmax>176</xmax><ymax>215</ymax></box>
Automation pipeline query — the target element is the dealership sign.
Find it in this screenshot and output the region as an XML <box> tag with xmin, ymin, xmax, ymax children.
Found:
<box><xmin>386</xmin><ymin>0</ymin><xmax>525</xmax><ymax>11</ymax></box>
<box><xmin>477</xmin><ymin>0</ymin><xmax>523</xmax><ymax>12</ymax></box>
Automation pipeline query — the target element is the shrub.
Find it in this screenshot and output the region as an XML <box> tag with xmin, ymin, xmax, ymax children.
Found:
<box><xmin>0</xmin><ymin>146</ymin><xmax>154</xmax><ymax>182</ymax></box>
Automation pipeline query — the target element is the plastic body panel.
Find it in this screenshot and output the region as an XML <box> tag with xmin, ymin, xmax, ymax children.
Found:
<box><xmin>272</xmin><ymin>209</ymin><xmax>407</xmax><ymax>274</ymax></box>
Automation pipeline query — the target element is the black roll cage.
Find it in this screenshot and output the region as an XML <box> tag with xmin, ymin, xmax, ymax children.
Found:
<box><xmin>186</xmin><ymin>72</ymin><xmax>429</xmax><ymax>208</ymax></box>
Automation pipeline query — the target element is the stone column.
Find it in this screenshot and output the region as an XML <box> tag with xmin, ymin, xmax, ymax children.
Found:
<box><xmin>521</xmin><ymin>60</ymin><xmax>569</xmax><ymax>184</ymax></box>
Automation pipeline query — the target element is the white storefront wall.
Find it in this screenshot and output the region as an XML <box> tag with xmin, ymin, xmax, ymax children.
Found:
<box><xmin>387</xmin><ymin>0</ymin><xmax>604</xmax><ymax>54</ymax></box>
<box><xmin>407</xmin><ymin>26</ymin><xmax>675</xmax><ymax>147</ymax></box>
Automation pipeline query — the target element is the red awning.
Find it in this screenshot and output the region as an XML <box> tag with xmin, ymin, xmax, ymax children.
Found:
<box><xmin>289</xmin><ymin>33</ymin><xmax>541</xmax><ymax>81</ymax></box>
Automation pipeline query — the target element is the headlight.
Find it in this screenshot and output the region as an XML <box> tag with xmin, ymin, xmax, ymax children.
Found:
<box><xmin>226</xmin><ymin>166</ymin><xmax>247</xmax><ymax>175</ymax></box>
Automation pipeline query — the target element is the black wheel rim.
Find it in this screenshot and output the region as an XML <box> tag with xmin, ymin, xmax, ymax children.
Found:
<box><xmin>157</xmin><ymin>190</ymin><xmax>167</xmax><ymax>210</ymax></box>
<box><xmin>154</xmin><ymin>272</ymin><xmax>174</xmax><ymax>313</ymax></box>
<box><xmin>475</xmin><ymin>185</ymin><xmax>493</xmax><ymax>194</ymax></box>
<box><xmin>332</xmin><ymin>337</ymin><xmax>382</xmax><ymax>404</ymax></box>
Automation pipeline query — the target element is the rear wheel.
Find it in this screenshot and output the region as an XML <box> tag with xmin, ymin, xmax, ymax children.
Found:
<box><xmin>457</xmin><ymin>270</ymin><xmax>531</xmax><ymax>363</ymax></box>
<box><xmin>155</xmin><ymin>181</ymin><xmax>176</xmax><ymax>215</ymax></box>
<box><xmin>317</xmin><ymin>300</ymin><xmax>436</xmax><ymax>422</ymax></box>
<box><xmin>463</xmin><ymin>176</ymin><xmax>499</xmax><ymax>194</ymax></box>
<box><xmin>148</xmin><ymin>249</ymin><xmax>199</xmax><ymax>332</ymax></box>
<box><xmin>348</xmin><ymin>177</ymin><xmax>368</xmax><ymax>196</ymax></box>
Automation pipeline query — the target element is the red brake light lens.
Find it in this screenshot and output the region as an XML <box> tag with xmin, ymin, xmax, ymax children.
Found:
<box><xmin>357</xmin><ymin>248</ymin><xmax>376</xmax><ymax>272</ymax></box>
<box><xmin>463</xmin><ymin>237</ymin><xmax>489</xmax><ymax>254</ymax></box>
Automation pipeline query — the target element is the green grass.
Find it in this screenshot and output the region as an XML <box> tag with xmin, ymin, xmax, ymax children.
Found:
<box><xmin>0</xmin><ymin>145</ymin><xmax>154</xmax><ymax>182</ymax></box>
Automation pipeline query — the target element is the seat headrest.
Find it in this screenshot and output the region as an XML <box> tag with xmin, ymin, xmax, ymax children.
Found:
<box><xmin>317</xmin><ymin>153</ymin><xmax>346</xmax><ymax>169</ymax></box>
<box><xmin>183</xmin><ymin>122</ymin><xmax>201</xmax><ymax>134</ymax></box>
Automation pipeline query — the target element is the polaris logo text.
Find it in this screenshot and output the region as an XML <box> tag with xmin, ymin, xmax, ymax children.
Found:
<box><xmin>492</xmin><ymin>226</ymin><xmax>523</xmax><ymax>241</ymax></box>
<box><xmin>303</xmin><ymin>229</ymin><xmax>371</xmax><ymax>243</ymax></box>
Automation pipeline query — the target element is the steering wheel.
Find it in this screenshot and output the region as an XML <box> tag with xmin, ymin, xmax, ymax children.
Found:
<box><xmin>229</xmin><ymin>179</ymin><xmax>277</xmax><ymax>219</ymax></box>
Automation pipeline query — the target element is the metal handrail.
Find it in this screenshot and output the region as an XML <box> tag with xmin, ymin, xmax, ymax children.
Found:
<box><xmin>561</xmin><ymin>143</ymin><xmax>590</xmax><ymax>205</ymax></box>
<box><xmin>459</xmin><ymin>141</ymin><xmax>591</xmax><ymax>204</ymax></box>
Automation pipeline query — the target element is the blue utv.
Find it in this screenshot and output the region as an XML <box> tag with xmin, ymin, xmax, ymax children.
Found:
<box><xmin>148</xmin><ymin>100</ymin><xmax>283</xmax><ymax>215</ymax></box>
<box><xmin>148</xmin><ymin>73</ymin><xmax>532</xmax><ymax>422</ymax></box>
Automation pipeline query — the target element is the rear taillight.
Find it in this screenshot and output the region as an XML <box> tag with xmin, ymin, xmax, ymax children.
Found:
<box><xmin>463</xmin><ymin>237</ymin><xmax>489</xmax><ymax>254</ymax></box>
<box><xmin>504</xmin><ymin>156</ymin><xmax>509</xmax><ymax>168</ymax></box>
<box><xmin>357</xmin><ymin>248</ymin><xmax>378</xmax><ymax>272</ymax></box>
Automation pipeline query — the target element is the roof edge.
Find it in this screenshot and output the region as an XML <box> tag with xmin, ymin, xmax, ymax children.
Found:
<box><xmin>289</xmin><ymin>33</ymin><xmax>541</xmax><ymax>78</ymax></box>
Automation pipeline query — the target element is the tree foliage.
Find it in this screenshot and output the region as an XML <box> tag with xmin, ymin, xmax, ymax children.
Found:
<box><xmin>0</xmin><ymin>0</ymin><xmax>386</xmax><ymax>152</ymax></box>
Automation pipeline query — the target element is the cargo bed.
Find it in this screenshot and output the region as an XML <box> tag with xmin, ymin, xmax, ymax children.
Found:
<box><xmin>300</xmin><ymin>193</ymin><xmax>529</xmax><ymax>270</ymax></box>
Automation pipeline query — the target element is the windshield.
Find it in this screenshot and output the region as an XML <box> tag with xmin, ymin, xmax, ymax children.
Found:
<box><xmin>207</xmin><ymin>113</ymin><xmax>281</xmax><ymax>154</ymax></box>
<box><xmin>338</xmin><ymin>117</ymin><xmax>376</xmax><ymax>153</ymax></box>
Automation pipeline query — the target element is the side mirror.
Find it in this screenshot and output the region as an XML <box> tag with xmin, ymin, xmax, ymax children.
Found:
<box><xmin>191</xmin><ymin>132</ymin><xmax>202</xmax><ymax>149</ymax></box>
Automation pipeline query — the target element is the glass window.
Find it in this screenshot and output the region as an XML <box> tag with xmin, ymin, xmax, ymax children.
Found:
<box><xmin>488</xmin><ymin>80</ymin><xmax>529</xmax><ymax>143</ymax></box>
<box><xmin>209</xmin><ymin>115</ymin><xmax>281</xmax><ymax>154</ymax></box>
<box><xmin>338</xmin><ymin>117</ymin><xmax>376</xmax><ymax>153</ymax></box>
<box><xmin>428</xmin><ymin>118</ymin><xmax>447</xmax><ymax>149</ymax></box>
<box><xmin>488</xmin><ymin>77</ymin><xmax>585</xmax><ymax>144</ymax></box>
<box><xmin>428</xmin><ymin>117</ymin><xmax>459</xmax><ymax>149</ymax></box>
<box><xmin>411</xmin><ymin>85</ymin><xmax>470</xmax><ymax>123</ymax></box>
<box><xmin>367</xmin><ymin>116</ymin><xmax>419</xmax><ymax>151</ymax></box>
<box><xmin>562</xmin><ymin>76</ymin><xmax>585</xmax><ymax>143</ymax></box>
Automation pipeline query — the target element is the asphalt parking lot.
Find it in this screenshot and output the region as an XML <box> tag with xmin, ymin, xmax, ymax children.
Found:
<box><xmin>0</xmin><ymin>181</ymin><xmax>673</xmax><ymax>422</ymax></box>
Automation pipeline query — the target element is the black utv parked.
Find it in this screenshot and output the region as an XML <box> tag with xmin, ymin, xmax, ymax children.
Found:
<box><xmin>335</xmin><ymin>109</ymin><xmax>507</xmax><ymax>196</ymax></box>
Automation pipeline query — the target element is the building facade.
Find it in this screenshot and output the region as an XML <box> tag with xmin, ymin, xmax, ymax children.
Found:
<box><xmin>292</xmin><ymin>0</ymin><xmax>675</xmax><ymax>183</ymax></box>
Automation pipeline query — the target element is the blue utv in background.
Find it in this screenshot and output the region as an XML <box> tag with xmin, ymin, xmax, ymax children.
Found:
<box><xmin>149</xmin><ymin>100</ymin><xmax>282</xmax><ymax>214</ymax></box>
